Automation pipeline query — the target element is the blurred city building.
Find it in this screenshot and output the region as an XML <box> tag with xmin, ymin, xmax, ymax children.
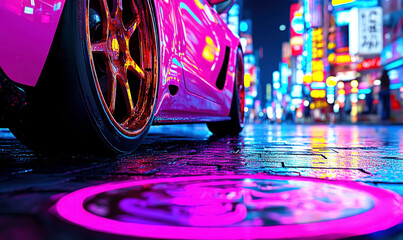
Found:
<box><xmin>270</xmin><ymin>0</ymin><xmax>403</xmax><ymax>124</ymax></box>
<box><xmin>222</xmin><ymin>0</ymin><xmax>263</xmax><ymax>123</ymax></box>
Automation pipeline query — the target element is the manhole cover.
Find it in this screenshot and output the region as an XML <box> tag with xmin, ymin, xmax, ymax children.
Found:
<box><xmin>56</xmin><ymin>175</ymin><xmax>403</xmax><ymax>239</ymax></box>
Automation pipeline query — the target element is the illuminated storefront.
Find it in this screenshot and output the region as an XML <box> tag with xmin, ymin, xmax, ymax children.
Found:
<box><xmin>287</xmin><ymin>0</ymin><xmax>403</xmax><ymax>123</ymax></box>
<box><xmin>327</xmin><ymin>0</ymin><xmax>384</xmax><ymax>123</ymax></box>
<box><xmin>300</xmin><ymin>0</ymin><xmax>332</xmax><ymax>123</ymax></box>
<box><xmin>381</xmin><ymin>0</ymin><xmax>403</xmax><ymax>122</ymax></box>
<box><xmin>239</xmin><ymin>16</ymin><xmax>261</xmax><ymax>122</ymax></box>
<box><xmin>355</xmin><ymin>57</ymin><xmax>382</xmax><ymax>121</ymax></box>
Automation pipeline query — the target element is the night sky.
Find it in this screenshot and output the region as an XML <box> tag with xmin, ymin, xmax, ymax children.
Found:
<box><xmin>243</xmin><ymin>0</ymin><xmax>297</xmax><ymax>105</ymax></box>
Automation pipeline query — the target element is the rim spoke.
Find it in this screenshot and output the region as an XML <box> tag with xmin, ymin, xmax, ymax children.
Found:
<box><xmin>99</xmin><ymin>0</ymin><xmax>110</xmax><ymax>39</ymax></box>
<box><xmin>127</xmin><ymin>56</ymin><xmax>145</xmax><ymax>79</ymax></box>
<box><xmin>134</xmin><ymin>77</ymin><xmax>148</xmax><ymax>116</ymax></box>
<box><xmin>88</xmin><ymin>0</ymin><xmax>157</xmax><ymax>135</ymax></box>
<box><xmin>99</xmin><ymin>0</ymin><xmax>110</xmax><ymax>18</ymax></box>
<box><xmin>112</xmin><ymin>0</ymin><xmax>123</xmax><ymax>18</ymax></box>
<box><xmin>121</xmin><ymin>81</ymin><xmax>135</xmax><ymax>116</ymax></box>
<box><xmin>107</xmin><ymin>69</ymin><xmax>117</xmax><ymax>113</ymax></box>
<box><xmin>91</xmin><ymin>41</ymin><xmax>108</xmax><ymax>53</ymax></box>
<box><xmin>126</xmin><ymin>17</ymin><xmax>140</xmax><ymax>38</ymax></box>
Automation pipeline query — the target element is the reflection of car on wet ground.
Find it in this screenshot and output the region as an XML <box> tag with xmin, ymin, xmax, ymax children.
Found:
<box><xmin>0</xmin><ymin>0</ymin><xmax>245</xmax><ymax>154</ymax></box>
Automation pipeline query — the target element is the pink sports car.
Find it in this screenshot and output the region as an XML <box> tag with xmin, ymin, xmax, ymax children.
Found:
<box><xmin>0</xmin><ymin>0</ymin><xmax>245</xmax><ymax>154</ymax></box>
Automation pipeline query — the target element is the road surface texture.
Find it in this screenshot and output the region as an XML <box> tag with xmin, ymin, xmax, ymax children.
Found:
<box><xmin>0</xmin><ymin>124</ymin><xmax>403</xmax><ymax>240</ymax></box>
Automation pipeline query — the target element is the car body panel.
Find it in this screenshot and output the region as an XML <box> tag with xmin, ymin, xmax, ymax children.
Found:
<box><xmin>177</xmin><ymin>0</ymin><xmax>237</xmax><ymax>107</ymax></box>
<box><xmin>0</xmin><ymin>0</ymin><xmax>66</xmax><ymax>87</ymax></box>
<box><xmin>177</xmin><ymin>0</ymin><xmax>225</xmax><ymax>103</ymax></box>
<box><xmin>0</xmin><ymin>0</ymin><xmax>240</xmax><ymax>122</ymax></box>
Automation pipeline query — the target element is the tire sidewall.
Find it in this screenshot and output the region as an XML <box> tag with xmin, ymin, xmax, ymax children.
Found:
<box><xmin>233</xmin><ymin>48</ymin><xmax>245</xmax><ymax>130</ymax></box>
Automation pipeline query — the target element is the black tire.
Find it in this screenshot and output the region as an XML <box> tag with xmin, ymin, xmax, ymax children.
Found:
<box><xmin>10</xmin><ymin>0</ymin><xmax>159</xmax><ymax>155</ymax></box>
<box><xmin>207</xmin><ymin>49</ymin><xmax>245</xmax><ymax>136</ymax></box>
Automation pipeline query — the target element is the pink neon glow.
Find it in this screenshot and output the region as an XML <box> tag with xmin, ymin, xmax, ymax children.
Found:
<box><xmin>56</xmin><ymin>175</ymin><xmax>403</xmax><ymax>239</ymax></box>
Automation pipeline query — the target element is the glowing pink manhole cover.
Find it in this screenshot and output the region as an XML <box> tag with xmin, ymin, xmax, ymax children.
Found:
<box><xmin>56</xmin><ymin>175</ymin><xmax>403</xmax><ymax>239</ymax></box>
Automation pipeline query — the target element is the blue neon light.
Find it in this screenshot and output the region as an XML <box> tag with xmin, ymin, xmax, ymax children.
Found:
<box><xmin>280</xmin><ymin>63</ymin><xmax>289</xmax><ymax>94</ymax></box>
<box><xmin>273</xmin><ymin>71</ymin><xmax>280</xmax><ymax>82</ymax></box>
<box><xmin>240</xmin><ymin>21</ymin><xmax>248</xmax><ymax>32</ymax></box>
<box><xmin>291</xmin><ymin>85</ymin><xmax>303</xmax><ymax>98</ymax></box>
<box><xmin>273</xmin><ymin>71</ymin><xmax>281</xmax><ymax>90</ymax></box>
<box><xmin>228</xmin><ymin>4</ymin><xmax>240</xmax><ymax>16</ymax></box>
<box><xmin>327</xmin><ymin>87</ymin><xmax>335</xmax><ymax>95</ymax></box>
<box><xmin>303</xmin><ymin>0</ymin><xmax>311</xmax><ymax>28</ymax></box>
<box><xmin>335</xmin><ymin>10</ymin><xmax>351</xmax><ymax>26</ymax></box>
<box><xmin>390</xmin><ymin>83</ymin><xmax>403</xmax><ymax>90</ymax></box>
<box><xmin>385</xmin><ymin>58</ymin><xmax>403</xmax><ymax>71</ymax></box>
<box><xmin>358</xmin><ymin>89</ymin><xmax>372</xmax><ymax>95</ymax></box>
<box><xmin>303</xmin><ymin>29</ymin><xmax>313</xmax><ymax>74</ymax></box>
<box><xmin>311</xmin><ymin>82</ymin><xmax>326</xmax><ymax>89</ymax></box>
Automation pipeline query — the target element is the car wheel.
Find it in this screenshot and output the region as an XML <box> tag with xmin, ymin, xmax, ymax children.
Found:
<box><xmin>207</xmin><ymin>49</ymin><xmax>245</xmax><ymax>136</ymax></box>
<box><xmin>10</xmin><ymin>0</ymin><xmax>159</xmax><ymax>154</ymax></box>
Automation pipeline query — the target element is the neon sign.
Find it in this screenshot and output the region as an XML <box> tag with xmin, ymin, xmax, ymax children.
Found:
<box><xmin>311</xmin><ymin>60</ymin><xmax>324</xmax><ymax>82</ymax></box>
<box><xmin>332</xmin><ymin>0</ymin><xmax>355</xmax><ymax>6</ymax></box>
<box><xmin>311</xmin><ymin>89</ymin><xmax>326</xmax><ymax>98</ymax></box>
<box><xmin>349</xmin><ymin>7</ymin><xmax>383</xmax><ymax>55</ymax></box>
<box><xmin>332</xmin><ymin>0</ymin><xmax>378</xmax><ymax>8</ymax></box>
<box><xmin>357</xmin><ymin>57</ymin><xmax>381</xmax><ymax>71</ymax></box>
<box><xmin>311</xmin><ymin>82</ymin><xmax>326</xmax><ymax>89</ymax></box>
<box><xmin>312</xmin><ymin>28</ymin><xmax>324</xmax><ymax>59</ymax></box>
<box><xmin>335</xmin><ymin>10</ymin><xmax>351</xmax><ymax>26</ymax></box>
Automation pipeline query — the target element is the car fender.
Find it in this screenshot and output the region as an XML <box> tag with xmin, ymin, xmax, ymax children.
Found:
<box><xmin>0</xmin><ymin>0</ymin><xmax>66</xmax><ymax>87</ymax></box>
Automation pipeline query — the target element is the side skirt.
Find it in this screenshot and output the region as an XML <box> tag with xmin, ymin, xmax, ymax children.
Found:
<box><xmin>153</xmin><ymin>115</ymin><xmax>231</xmax><ymax>125</ymax></box>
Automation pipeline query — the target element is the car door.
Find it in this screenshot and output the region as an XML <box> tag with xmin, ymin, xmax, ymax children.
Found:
<box><xmin>174</xmin><ymin>0</ymin><xmax>228</xmax><ymax>105</ymax></box>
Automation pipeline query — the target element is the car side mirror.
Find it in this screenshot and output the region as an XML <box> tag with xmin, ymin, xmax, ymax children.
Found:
<box><xmin>208</xmin><ymin>0</ymin><xmax>235</xmax><ymax>14</ymax></box>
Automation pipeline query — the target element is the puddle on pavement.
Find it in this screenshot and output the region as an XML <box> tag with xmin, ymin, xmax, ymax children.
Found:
<box><xmin>56</xmin><ymin>175</ymin><xmax>403</xmax><ymax>239</ymax></box>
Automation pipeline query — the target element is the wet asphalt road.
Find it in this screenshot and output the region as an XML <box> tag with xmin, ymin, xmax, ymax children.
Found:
<box><xmin>0</xmin><ymin>123</ymin><xmax>403</xmax><ymax>240</ymax></box>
